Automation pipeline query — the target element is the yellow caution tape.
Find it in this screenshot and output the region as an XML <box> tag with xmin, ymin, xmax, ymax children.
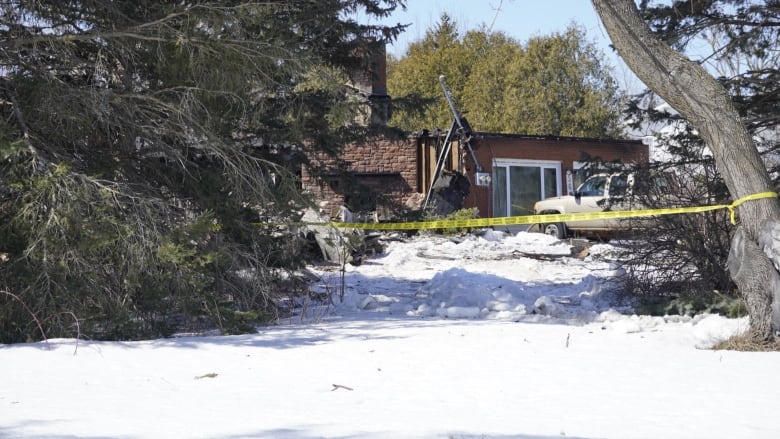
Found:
<box><xmin>248</xmin><ymin>191</ymin><xmax>777</xmax><ymax>231</ymax></box>
<box><xmin>332</xmin><ymin>191</ymin><xmax>777</xmax><ymax>230</ymax></box>
<box><xmin>725</xmin><ymin>191</ymin><xmax>778</xmax><ymax>224</ymax></box>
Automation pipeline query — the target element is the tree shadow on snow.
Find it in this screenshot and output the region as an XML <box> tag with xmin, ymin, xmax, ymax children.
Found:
<box><xmin>0</xmin><ymin>421</ymin><xmax>126</xmax><ymax>439</ymax></box>
<box><xmin>216</xmin><ymin>428</ymin><xmax>599</xmax><ymax>439</ymax></box>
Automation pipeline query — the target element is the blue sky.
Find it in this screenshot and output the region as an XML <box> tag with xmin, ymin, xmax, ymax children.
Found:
<box><xmin>362</xmin><ymin>0</ymin><xmax>643</xmax><ymax>90</ymax></box>
<box><xmin>368</xmin><ymin>1</ymin><xmax>611</xmax><ymax>56</ymax></box>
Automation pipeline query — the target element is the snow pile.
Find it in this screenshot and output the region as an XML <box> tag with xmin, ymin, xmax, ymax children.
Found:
<box><xmin>321</xmin><ymin>232</ymin><xmax>621</xmax><ymax>322</ymax></box>
<box><xmin>409</xmin><ymin>267</ymin><xmax>529</xmax><ymax>319</ymax></box>
<box><xmin>310</xmin><ymin>231</ymin><xmax>750</xmax><ymax>350</ymax></box>
<box><xmin>692</xmin><ymin>314</ymin><xmax>749</xmax><ymax>348</ymax></box>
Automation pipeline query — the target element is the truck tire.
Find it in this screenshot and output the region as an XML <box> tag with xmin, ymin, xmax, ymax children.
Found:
<box><xmin>542</xmin><ymin>222</ymin><xmax>567</xmax><ymax>239</ymax></box>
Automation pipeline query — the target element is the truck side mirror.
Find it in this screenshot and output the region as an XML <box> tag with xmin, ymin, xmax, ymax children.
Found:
<box><xmin>574</xmin><ymin>191</ymin><xmax>581</xmax><ymax>202</ymax></box>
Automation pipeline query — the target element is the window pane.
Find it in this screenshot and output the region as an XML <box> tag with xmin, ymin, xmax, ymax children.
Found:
<box><xmin>510</xmin><ymin>166</ymin><xmax>541</xmax><ymax>215</ymax></box>
<box><xmin>609</xmin><ymin>175</ymin><xmax>629</xmax><ymax>196</ymax></box>
<box><xmin>579</xmin><ymin>176</ymin><xmax>607</xmax><ymax>196</ymax></box>
<box><xmin>543</xmin><ymin>168</ymin><xmax>557</xmax><ymax>199</ymax></box>
<box><xmin>493</xmin><ymin>166</ymin><xmax>507</xmax><ymax>217</ymax></box>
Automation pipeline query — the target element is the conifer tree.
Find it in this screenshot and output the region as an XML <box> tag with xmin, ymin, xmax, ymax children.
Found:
<box><xmin>0</xmin><ymin>0</ymin><xmax>407</xmax><ymax>342</ymax></box>
<box><xmin>387</xmin><ymin>16</ymin><xmax>623</xmax><ymax>137</ymax></box>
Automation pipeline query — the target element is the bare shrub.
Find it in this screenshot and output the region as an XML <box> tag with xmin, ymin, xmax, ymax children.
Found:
<box><xmin>616</xmin><ymin>161</ymin><xmax>740</xmax><ymax>313</ymax></box>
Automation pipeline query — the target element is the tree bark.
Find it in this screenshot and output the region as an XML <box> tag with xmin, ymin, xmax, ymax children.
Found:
<box><xmin>592</xmin><ymin>0</ymin><xmax>780</xmax><ymax>340</ymax></box>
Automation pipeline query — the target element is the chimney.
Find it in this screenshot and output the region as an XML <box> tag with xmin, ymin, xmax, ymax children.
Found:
<box><xmin>368</xmin><ymin>43</ymin><xmax>391</xmax><ymax>126</ymax></box>
<box><xmin>370</xmin><ymin>44</ymin><xmax>388</xmax><ymax>97</ymax></box>
<box><xmin>349</xmin><ymin>42</ymin><xmax>391</xmax><ymax>127</ymax></box>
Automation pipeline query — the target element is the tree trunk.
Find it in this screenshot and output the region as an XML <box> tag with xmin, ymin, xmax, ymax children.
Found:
<box><xmin>592</xmin><ymin>0</ymin><xmax>780</xmax><ymax>341</ymax></box>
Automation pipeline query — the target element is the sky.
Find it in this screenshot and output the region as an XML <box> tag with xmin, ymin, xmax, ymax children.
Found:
<box><xmin>3</xmin><ymin>231</ymin><xmax>780</xmax><ymax>438</ymax></box>
<box><xmin>378</xmin><ymin>0</ymin><xmax>611</xmax><ymax>56</ymax></box>
<box><xmin>363</xmin><ymin>0</ymin><xmax>644</xmax><ymax>91</ymax></box>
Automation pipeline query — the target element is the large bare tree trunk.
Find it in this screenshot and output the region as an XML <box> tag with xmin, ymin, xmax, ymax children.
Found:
<box><xmin>592</xmin><ymin>0</ymin><xmax>780</xmax><ymax>341</ymax></box>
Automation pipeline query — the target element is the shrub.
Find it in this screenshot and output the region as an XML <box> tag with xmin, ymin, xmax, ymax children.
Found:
<box><xmin>424</xmin><ymin>207</ymin><xmax>480</xmax><ymax>235</ymax></box>
<box><xmin>0</xmin><ymin>155</ymin><xmax>305</xmax><ymax>342</ymax></box>
<box><xmin>614</xmin><ymin>161</ymin><xmax>740</xmax><ymax>313</ymax></box>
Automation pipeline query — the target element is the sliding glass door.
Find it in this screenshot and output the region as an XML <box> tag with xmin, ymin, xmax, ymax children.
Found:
<box><xmin>493</xmin><ymin>160</ymin><xmax>560</xmax><ymax>217</ymax></box>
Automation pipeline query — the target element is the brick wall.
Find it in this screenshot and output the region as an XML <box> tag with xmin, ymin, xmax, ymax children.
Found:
<box><xmin>301</xmin><ymin>136</ymin><xmax>419</xmax><ymax>217</ymax></box>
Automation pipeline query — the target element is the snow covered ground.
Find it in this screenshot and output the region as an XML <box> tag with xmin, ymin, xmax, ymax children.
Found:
<box><xmin>3</xmin><ymin>231</ymin><xmax>780</xmax><ymax>439</ymax></box>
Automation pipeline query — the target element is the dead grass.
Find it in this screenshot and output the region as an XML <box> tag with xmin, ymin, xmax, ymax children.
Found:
<box><xmin>712</xmin><ymin>334</ymin><xmax>780</xmax><ymax>352</ymax></box>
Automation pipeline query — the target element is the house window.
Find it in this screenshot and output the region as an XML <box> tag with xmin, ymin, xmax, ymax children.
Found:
<box><xmin>492</xmin><ymin>160</ymin><xmax>561</xmax><ymax>217</ymax></box>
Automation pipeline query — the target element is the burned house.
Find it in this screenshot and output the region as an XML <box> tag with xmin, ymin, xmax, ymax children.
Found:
<box><xmin>303</xmin><ymin>131</ymin><xmax>647</xmax><ymax>220</ymax></box>
<box><xmin>301</xmin><ymin>45</ymin><xmax>648</xmax><ymax>221</ymax></box>
<box><xmin>418</xmin><ymin>132</ymin><xmax>648</xmax><ymax>218</ymax></box>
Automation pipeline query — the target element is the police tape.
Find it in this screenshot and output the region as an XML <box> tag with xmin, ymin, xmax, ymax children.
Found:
<box><xmin>248</xmin><ymin>191</ymin><xmax>778</xmax><ymax>231</ymax></box>
<box><xmin>333</xmin><ymin>191</ymin><xmax>778</xmax><ymax>231</ymax></box>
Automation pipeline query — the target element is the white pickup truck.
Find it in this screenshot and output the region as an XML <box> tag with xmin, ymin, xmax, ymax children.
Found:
<box><xmin>532</xmin><ymin>172</ymin><xmax>641</xmax><ymax>238</ymax></box>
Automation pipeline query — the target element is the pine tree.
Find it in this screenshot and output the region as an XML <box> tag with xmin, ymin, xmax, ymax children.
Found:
<box><xmin>0</xmin><ymin>0</ymin><xmax>407</xmax><ymax>342</ymax></box>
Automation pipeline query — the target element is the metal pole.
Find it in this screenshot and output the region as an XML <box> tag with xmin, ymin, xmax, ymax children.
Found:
<box><xmin>423</xmin><ymin>121</ymin><xmax>457</xmax><ymax>211</ymax></box>
<box><xmin>438</xmin><ymin>75</ymin><xmax>483</xmax><ymax>173</ymax></box>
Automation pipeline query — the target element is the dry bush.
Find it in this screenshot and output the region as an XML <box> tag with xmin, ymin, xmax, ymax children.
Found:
<box><xmin>616</xmin><ymin>162</ymin><xmax>740</xmax><ymax>313</ymax></box>
<box><xmin>713</xmin><ymin>335</ymin><xmax>780</xmax><ymax>352</ymax></box>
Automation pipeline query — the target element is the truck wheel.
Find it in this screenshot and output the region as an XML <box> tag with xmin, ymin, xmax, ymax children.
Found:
<box><xmin>543</xmin><ymin>222</ymin><xmax>567</xmax><ymax>239</ymax></box>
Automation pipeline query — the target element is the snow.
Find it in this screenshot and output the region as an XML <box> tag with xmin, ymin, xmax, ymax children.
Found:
<box><xmin>3</xmin><ymin>231</ymin><xmax>780</xmax><ymax>439</ymax></box>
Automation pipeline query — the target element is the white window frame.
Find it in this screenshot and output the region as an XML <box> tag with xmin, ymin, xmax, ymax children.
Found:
<box><xmin>492</xmin><ymin>159</ymin><xmax>562</xmax><ymax>216</ymax></box>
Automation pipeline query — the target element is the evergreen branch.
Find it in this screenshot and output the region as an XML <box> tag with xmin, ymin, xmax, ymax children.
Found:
<box><xmin>0</xmin><ymin>290</ymin><xmax>49</xmax><ymax>348</ymax></box>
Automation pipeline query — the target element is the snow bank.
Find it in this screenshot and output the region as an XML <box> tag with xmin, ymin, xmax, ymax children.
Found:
<box><xmin>4</xmin><ymin>231</ymin><xmax>775</xmax><ymax>439</ymax></box>
<box><xmin>314</xmin><ymin>230</ymin><xmax>751</xmax><ymax>352</ymax></box>
<box><xmin>692</xmin><ymin>314</ymin><xmax>749</xmax><ymax>348</ymax></box>
<box><xmin>321</xmin><ymin>231</ymin><xmax>624</xmax><ymax>323</ymax></box>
